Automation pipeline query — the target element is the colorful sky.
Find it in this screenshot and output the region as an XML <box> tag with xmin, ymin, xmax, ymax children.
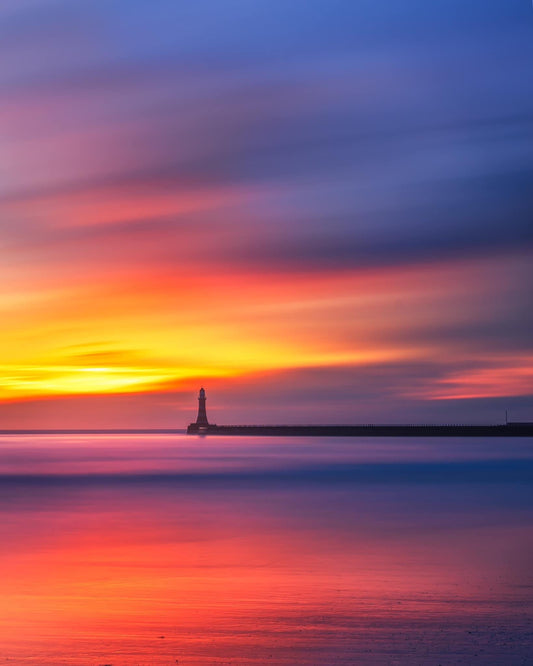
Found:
<box><xmin>1</xmin><ymin>0</ymin><xmax>532</xmax><ymax>427</ymax></box>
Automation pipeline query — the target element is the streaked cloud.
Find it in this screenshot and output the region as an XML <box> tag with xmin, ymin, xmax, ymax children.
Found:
<box><xmin>0</xmin><ymin>0</ymin><xmax>532</xmax><ymax>424</ymax></box>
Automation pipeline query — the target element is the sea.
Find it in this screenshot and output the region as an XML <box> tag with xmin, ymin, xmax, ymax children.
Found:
<box><xmin>0</xmin><ymin>433</ymin><xmax>532</xmax><ymax>665</ymax></box>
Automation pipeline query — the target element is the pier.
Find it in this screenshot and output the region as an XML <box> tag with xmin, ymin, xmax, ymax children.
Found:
<box><xmin>187</xmin><ymin>423</ymin><xmax>533</xmax><ymax>437</ymax></box>
<box><xmin>186</xmin><ymin>390</ymin><xmax>533</xmax><ymax>437</ymax></box>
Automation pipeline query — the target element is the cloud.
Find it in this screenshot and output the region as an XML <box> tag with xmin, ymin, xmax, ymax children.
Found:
<box><xmin>0</xmin><ymin>0</ymin><xmax>532</xmax><ymax>424</ymax></box>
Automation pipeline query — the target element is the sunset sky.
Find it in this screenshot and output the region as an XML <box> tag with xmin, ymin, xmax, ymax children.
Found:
<box><xmin>1</xmin><ymin>0</ymin><xmax>532</xmax><ymax>427</ymax></box>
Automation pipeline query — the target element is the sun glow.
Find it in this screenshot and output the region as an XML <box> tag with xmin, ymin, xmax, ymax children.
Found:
<box><xmin>0</xmin><ymin>344</ymin><xmax>414</xmax><ymax>399</ymax></box>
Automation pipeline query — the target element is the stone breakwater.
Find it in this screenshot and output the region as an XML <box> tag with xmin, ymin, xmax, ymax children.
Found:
<box><xmin>187</xmin><ymin>423</ymin><xmax>533</xmax><ymax>436</ymax></box>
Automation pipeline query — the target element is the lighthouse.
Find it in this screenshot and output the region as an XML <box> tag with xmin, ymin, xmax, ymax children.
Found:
<box><xmin>196</xmin><ymin>387</ymin><xmax>209</xmax><ymax>426</ymax></box>
<box><xmin>187</xmin><ymin>387</ymin><xmax>215</xmax><ymax>432</ymax></box>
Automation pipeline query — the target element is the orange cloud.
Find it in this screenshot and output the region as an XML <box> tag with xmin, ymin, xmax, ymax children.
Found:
<box><xmin>409</xmin><ymin>356</ymin><xmax>533</xmax><ymax>401</ymax></box>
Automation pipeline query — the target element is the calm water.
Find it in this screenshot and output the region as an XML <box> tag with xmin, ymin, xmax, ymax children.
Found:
<box><xmin>0</xmin><ymin>434</ymin><xmax>532</xmax><ymax>665</ymax></box>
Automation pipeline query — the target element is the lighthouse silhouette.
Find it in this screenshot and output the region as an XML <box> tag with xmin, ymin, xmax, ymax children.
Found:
<box><xmin>195</xmin><ymin>387</ymin><xmax>209</xmax><ymax>426</ymax></box>
<box><xmin>187</xmin><ymin>387</ymin><xmax>216</xmax><ymax>433</ymax></box>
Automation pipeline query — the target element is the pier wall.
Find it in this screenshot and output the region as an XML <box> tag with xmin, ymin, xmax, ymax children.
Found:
<box><xmin>187</xmin><ymin>424</ymin><xmax>533</xmax><ymax>437</ymax></box>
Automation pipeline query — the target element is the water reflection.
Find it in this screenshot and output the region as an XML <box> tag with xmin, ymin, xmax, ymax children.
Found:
<box><xmin>0</xmin><ymin>435</ymin><xmax>532</xmax><ymax>664</ymax></box>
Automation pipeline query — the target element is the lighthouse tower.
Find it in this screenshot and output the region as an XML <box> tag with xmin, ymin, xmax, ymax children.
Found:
<box><xmin>196</xmin><ymin>387</ymin><xmax>209</xmax><ymax>426</ymax></box>
<box><xmin>187</xmin><ymin>387</ymin><xmax>216</xmax><ymax>432</ymax></box>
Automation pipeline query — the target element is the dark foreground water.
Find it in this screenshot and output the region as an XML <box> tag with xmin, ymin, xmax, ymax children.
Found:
<box><xmin>0</xmin><ymin>434</ymin><xmax>532</xmax><ymax>665</ymax></box>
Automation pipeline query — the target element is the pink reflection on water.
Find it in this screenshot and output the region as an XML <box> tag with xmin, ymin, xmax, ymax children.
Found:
<box><xmin>1</xmin><ymin>433</ymin><xmax>532</xmax><ymax>475</ymax></box>
<box><xmin>0</xmin><ymin>435</ymin><xmax>532</xmax><ymax>664</ymax></box>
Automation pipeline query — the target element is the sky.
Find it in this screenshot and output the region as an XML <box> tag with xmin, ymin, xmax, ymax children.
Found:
<box><xmin>0</xmin><ymin>0</ymin><xmax>532</xmax><ymax>427</ymax></box>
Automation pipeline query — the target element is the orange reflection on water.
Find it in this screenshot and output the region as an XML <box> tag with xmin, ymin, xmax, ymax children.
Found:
<box><xmin>0</xmin><ymin>435</ymin><xmax>532</xmax><ymax>664</ymax></box>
